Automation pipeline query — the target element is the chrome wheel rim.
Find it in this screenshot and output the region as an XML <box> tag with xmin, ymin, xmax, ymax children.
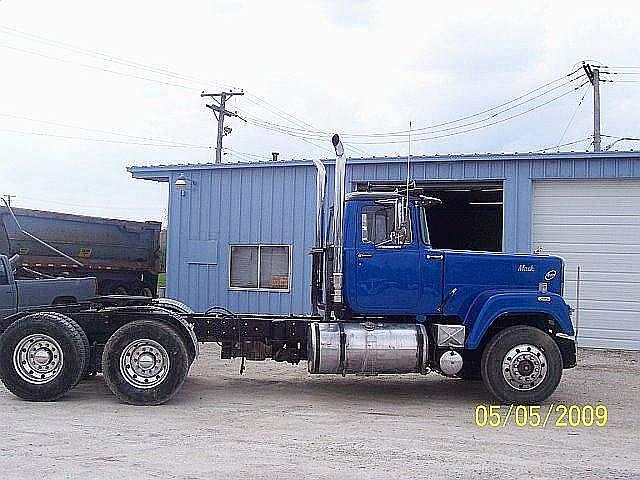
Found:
<box><xmin>13</xmin><ymin>334</ymin><xmax>64</xmax><ymax>384</ymax></box>
<box><xmin>502</xmin><ymin>343</ymin><xmax>548</xmax><ymax>391</ymax></box>
<box><xmin>120</xmin><ymin>339</ymin><xmax>170</xmax><ymax>389</ymax></box>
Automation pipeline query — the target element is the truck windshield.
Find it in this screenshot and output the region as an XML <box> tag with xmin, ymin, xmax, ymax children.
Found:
<box><xmin>419</xmin><ymin>207</ymin><xmax>431</xmax><ymax>245</ymax></box>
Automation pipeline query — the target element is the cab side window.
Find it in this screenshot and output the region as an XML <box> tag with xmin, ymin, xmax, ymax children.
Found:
<box><xmin>361</xmin><ymin>204</ymin><xmax>412</xmax><ymax>245</ymax></box>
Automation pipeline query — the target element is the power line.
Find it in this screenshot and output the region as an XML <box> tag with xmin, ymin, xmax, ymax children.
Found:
<box><xmin>0</xmin><ymin>25</ymin><xmax>586</xmax><ymax>154</ymax></box>
<box><xmin>1</xmin><ymin>46</ymin><xmax>320</xmax><ymax>156</ymax></box>
<box><xmin>0</xmin><ymin>39</ymin><xmax>335</xmax><ymax>157</ymax></box>
<box><xmin>0</xmin><ymin>42</ymin><xmax>198</xmax><ymax>90</ymax></box>
<box><xmin>245</xmin><ymin>83</ymin><xmax>588</xmax><ymax>146</ymax></box>
<box><xmin>223</xmin><ymin>147</ymin><xmax>272</xmax><ymax>161</ymax></box>
<box><xmin>350</xmin><ymin>84</ymin><xmax>589</xmax><ymax>145</ymax></box>
<box><xmin>0</xmin><ymin>24</ymin><xmax>230</xmax><ymax>90</ymax></box>
<box><xmin>238</xmin><ymin>71</ymin><xmax>585</xmax><ymax>140</ymax></box>
<box><xmin>601</xmin><ymin>134</ymin><xmax>640</xmax><ymax>151</ymax></box>
<box><xmin>535</xmin><ymin>136</ymin><xmax>593</xmax><ymax>152</ymax></box>
<box><xmin>0</xmin><ymin>25</ymin><xmax>614</xmax><ymax>157</ymax></box>
<box><xmin>556</xmin><ymin>84</ymin><xmax>589</xmax><ymax>148</ymax></box>
<box><xmin>0</xmin><ymin>112</ymin><xmax>211</xmax><ymax>147</ymax></box>
<box><xmin>243</xmin><ymin>68</ymin><xmax>585</xmax><ymax>139</ymax></box>
<box><xmin>244</xmin><ymin>76</ymin><xmax>586</xmax><ymax>142</ymax></box>
<box><xmin>602</xmin><ymin>72</ymin><xmax>640</xmax><ymax>76</ymax></box>
<box><xmin>601</xmin><ymin>134</ymin><xmax>640</xmax><ymax>139</ymax></box>
<box><xmin>342</xmin><ymin>68</ymin><xmax>585</xmax><ymax>137</ymax></box>
<box><xmin>0</xmin><ymin>127</ymin><xmax>211</xmax><ymax>148</ymax></box>
<box><xmin>0</xmin><ymin>24</ymin><xmax>345</xmax><ymax>154</ymax></box>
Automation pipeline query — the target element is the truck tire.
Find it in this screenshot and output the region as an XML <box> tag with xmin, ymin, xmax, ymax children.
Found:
<box><xmin>481</xmin><ymin>325</ymin><xmax>563</xmax><ymax>404</ymax></box>
<box><xmin>0</xmin><ymin>312</ymin><xmax>88</xmax><ymax>401</ymax></box>
<box><xmin>102</xmin><ymin>319</ymin><xmax>189</xmax><ymax>405</ymax></box>
<box><xmin>42</xmin><ymin>312</ymin><xmax>91</xmax><ymax>385</ymax></box>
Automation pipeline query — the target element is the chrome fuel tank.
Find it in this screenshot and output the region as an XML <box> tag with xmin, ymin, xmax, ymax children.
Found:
<box><xmin>308</xmin><ymin>322</ymin><xmax>428</xmax><ymax>375</ymax></box>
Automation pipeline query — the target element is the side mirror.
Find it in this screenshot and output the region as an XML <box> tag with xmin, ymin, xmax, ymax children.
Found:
<box><xmin>393</xmin><ymin>198</ymin><xmax>410</xmax><ymax>245</ymax></box>
<box><xmin>368</xmin><ymin>198</ymin><xmax>411</xmax><ymax>247</ymax></box>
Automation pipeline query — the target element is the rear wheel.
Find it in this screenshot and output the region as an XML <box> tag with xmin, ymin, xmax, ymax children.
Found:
<box><xmin>102</xmin><ymin>320</ymin><xmax>189</xmax><ymax>405</ymax></box>
<box><xmin>481</xmin><ymin>325</ymin><xmax>563</xmax><ymax>404</ymax></box>
<box><xmin>0</xmin><ymin>312</ymin><xmax>88</xmax><ymax>401</ymax></box>
<box><xmin>42</xmin><ymin>312</ymin><xmax>91</xmax><ymax>385</ymax></box>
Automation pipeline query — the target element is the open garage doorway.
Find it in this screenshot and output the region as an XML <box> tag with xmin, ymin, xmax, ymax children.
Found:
<box><xmin>355</xmin><ymin>181</ymin><xmax>503</xmax><ymax>252</ymax></box>
<box><xmin>421</xmin><ymin>182</ymin><xmax>503</xmax><ymax>251</ymax></box>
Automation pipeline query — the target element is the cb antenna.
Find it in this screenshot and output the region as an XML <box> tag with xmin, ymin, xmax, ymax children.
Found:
<box><xmin>406</xmin><ymin>121</ymin><xmax>412</xmax><ymax>209</ymax></box>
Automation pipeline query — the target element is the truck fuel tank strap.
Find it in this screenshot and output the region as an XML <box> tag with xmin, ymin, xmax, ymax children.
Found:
<box><xmin>338</xmin><ymin>322</ymin><xmax>346</xmax><ymax>376</ymax></box>
<box><xmin>313</xmin><ymin>322</ymin><xmax>321</xmax><ymax>374</ymax></box>
<box><xmin>416</xmin><ymin>324</ymin><xmax>426</xmax><ymax>374</ymax></box>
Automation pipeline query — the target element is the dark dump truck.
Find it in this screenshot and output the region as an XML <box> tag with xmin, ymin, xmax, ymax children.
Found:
<box><xmin>0</xmin><ymin>135</ymin><xmax>576</xmax><ymax>406</ymax></box>
<box><xmin>0</xmin><ymin>207</ymin><xmax>161</xmax><ymax>297</ymax></box>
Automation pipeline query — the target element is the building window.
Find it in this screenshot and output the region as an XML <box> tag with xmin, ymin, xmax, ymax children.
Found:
<box><xmin>229</xmin><ymin>245</ymin><xmax>290</xmax><ymax>291</ymax></box>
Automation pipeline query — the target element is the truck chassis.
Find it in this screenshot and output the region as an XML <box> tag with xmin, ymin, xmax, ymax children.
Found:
<box><xmin>0</xmin><ymin>295</ymin><xmax>575</xmax><ymax>406</ymax></box>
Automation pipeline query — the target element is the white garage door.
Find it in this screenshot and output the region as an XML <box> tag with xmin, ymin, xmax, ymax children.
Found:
<box><xmin>532</xmin><ymin>179</ymin><xmax>640</xmax><ymax>350</ymax></box>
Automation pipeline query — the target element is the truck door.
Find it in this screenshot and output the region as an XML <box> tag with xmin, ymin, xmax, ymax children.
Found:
<box><xmin>0</xmin><ymin>257</ymin><xmax>17</xmax><ymax>318</ymax></box>
<box><xmin>418</xmin><ymin>204</ymin><xmax>444</xmax><ymax>314</ymax></box>
<box><xmin>352</xmin><ymin>202</ymin><xmax>420</xmax><ymax>313</ymax></box>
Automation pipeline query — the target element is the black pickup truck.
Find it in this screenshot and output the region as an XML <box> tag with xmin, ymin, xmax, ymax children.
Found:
<box><xmin>0</xmin><ymin>254</ymin><xmax>97</xmax><ymax>320</ymax></box>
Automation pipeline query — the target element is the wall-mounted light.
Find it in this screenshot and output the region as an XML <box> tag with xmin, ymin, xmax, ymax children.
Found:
<box><xmin>175</xmin><ymin>174</ymin><xmax>196</xmax><ymax>197</ymax></box>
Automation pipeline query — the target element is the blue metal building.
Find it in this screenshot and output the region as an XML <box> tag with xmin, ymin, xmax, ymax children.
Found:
<box><xmin>130</xmin><ymin>151</ymin><xmax>640</xmax><ymax>349</ymax></box>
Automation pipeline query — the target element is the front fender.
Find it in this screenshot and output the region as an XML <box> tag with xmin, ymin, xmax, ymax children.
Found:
<box><xmin>464</xmin><ymin>291</ymin><xmax>574</xmax><ymax>349</ymax></box>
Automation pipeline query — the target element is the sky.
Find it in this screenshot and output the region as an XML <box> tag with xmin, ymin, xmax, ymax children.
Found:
<box><xmin>1</xmin><ymin>0</ymin><xmax>639</xmax><ymax>222</ymax></box>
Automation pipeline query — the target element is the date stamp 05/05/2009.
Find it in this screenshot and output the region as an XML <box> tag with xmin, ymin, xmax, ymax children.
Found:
<box><xmin>474</xmin><ymin>404</ymin><xmax>608</xmax><ymax>428</ymax></box>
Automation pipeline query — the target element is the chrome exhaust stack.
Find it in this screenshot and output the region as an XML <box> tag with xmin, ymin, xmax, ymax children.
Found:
<box><xmin>310</xmin><ymin>159</ymin><xmax>327</xmax><ymax>315</ymax></box>
<box><xmin>311</xmin><ymin>159</ymin><xmax>327</xmax><ymax>249</ymax></box>
<box><xmin>331</xmin><ymin>134</ymin><xmax>346</xmax><ymax>306</ymax></box>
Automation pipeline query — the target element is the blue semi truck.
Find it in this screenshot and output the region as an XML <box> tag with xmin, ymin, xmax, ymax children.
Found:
<box><xmin>0</xmin><ymin>135</ymin><xmax>576</xmax><ymax>406</ymax></box>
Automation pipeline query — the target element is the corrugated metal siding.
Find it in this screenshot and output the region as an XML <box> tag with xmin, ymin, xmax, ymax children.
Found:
<box><xmin>532</xmin><ymin>179</ymin><xmax>640</xmax><ymax>350</ymax></box>
<box><xmin>154</xmin><ymin>153</ymin><xmax>640</xmax><ymax>316</ymax></box>
<box><xmin>165</xmin><ymin>165</ymin><xmax>317</xmax><ymax>313</ymax></box>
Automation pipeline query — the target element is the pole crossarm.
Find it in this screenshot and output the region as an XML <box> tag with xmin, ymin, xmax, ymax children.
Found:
<box><xmin>201</xmin><ymin>91</ymin><xmax>245</xmax><ymax>162</ymax></box>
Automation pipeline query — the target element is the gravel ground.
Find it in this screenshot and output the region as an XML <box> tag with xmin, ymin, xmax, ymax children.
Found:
<box><xmin>0</xmin><ymin>346</ymin><xmax>638</xmax><ymax>479</ymax></box>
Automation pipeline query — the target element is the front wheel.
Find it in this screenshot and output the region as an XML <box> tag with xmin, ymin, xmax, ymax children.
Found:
<box><xmin>102</xmin><ymin>319</ymin><xmax>189</xmax><ymax>405</ymax></box>
<box><xmin>481</xmin><ymin>325</ymin><xmax>563</xmax><ymax>404</ymax></box>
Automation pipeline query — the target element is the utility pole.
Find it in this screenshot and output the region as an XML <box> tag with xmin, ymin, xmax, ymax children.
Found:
<box><xmin>582</xmin><ymin>63</ymin><xmax>601</xmax><ymax>152</ymax></box>
<box><xmin>201</xmin><ymin>90</ymin><xmax>245</xmax><ymax>163</ymax></box>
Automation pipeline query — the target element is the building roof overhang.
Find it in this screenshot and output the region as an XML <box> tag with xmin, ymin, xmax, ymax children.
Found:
<box><xmin>128</xmin><ymin>150</ymin><xmax>640</xmax><ymax>182</ymax></box>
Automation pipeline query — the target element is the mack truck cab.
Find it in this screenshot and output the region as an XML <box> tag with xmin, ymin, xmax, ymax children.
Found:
<box><xmin>308</xmin><ymin>135</ymin><xmax>576</xmax><ymax>404</ymax></box>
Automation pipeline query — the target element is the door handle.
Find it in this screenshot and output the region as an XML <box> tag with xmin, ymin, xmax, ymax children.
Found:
<box><xmin>426</xmin><ymin>254</ymin><xmax>443</xmax><ymax>260</ymax></box>
<box><xmin>357</xmin><ymin>253</ymin><xmax>373</xmax><ymax>259</ymax></box>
